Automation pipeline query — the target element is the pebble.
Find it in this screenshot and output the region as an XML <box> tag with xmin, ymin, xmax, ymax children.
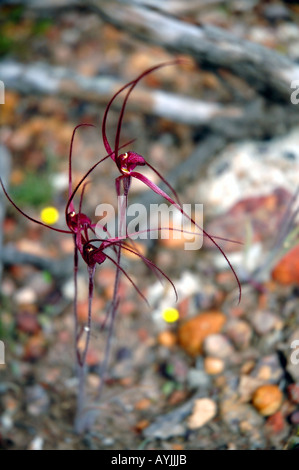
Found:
<box><xmin>23</xmin><ymin>334</ymin><xmax>46</xmax><ymax>361</ymax></box>
<box><xmin>287</xmin><ymin>384</ymin><xmax>299</xmax><ymax>404</ymax></box>
<box><xmin>287</xmin><ymin>363</ymin><xmax>299</xmax><ymax>382</ymax></box>
<box><xmin>178</xmin><ymin>311</ymin><xmax>226</xmax><ymax>356</ymax></box>
<box><xmin>277</xmin><ymin>23</ymin><xmax>299</xmax><ymax>42</ymax></box>
<box><xmin>187</xmin><ymin>369</ymin><xmax>211</xmax><ymax>390</ymax></box>
<box><xmin>187</xmin><ymin>398</ymin><xmax>217</xmax><ymax>430</ymax></box>
<box><xmin>252</xmin><ymin>385</ymin><xmax>283</xmax><ymax>416</ymax></box>
<box><xmin>265</xmin><ymin>411</ymin><xmax>285</xmax><ymax>435</ymax></box>
<box><xmin>290</xmin><ymin>411</ymin><xmax>299</xmax><ymax>425</ymax></box>
<box><xmin>14</xmin><ymin>287</ymin><xmax>37</xmax><ymax>305</ymax></box>
<box><xmin>50</xmin><ymin>172</ymin><xmax>69</xmax><ymax>191</ymax></box>
<box><xmin>272</xmin><ymin>245</ymin><xmax>299</xmax><ymax>285</ymax></box>
<box><xmin>134</xmin><ymin>398</ymin><xmax>151</xmax><ymax>411</ymax></box>
<box><xmin>221</xmin><ymin>399</ymin><xmax>264</xmax><ymax>434</ymax></box>
<box><xmin>287</xmin><ymin>328</ymin><xmax>299</xmax><ymax>381</ymax></box>
<box><xmin>250</xmin><ymin>354</ymin><xmax>284</xmax><ymax>383</ymax></box>
<box><xmin>28</xmin><ymin>272</ymin><xmax>54</xmax><ymax>298</ymax></box>
<box><xmin>238</xmin><ymin>375</ymin><xmax>266</xmax><ymax>403</ymax></box>
<box><xmin>241</xmin><ymin>360</ymin><xmax>255</xmax><ymax>375</ymax></box>
<box><xmin>157</xmin><ymin>330</ymin><xmax>177</xmax><ymax>348</ymax></box>
<box><xmin>27</xmin><ymin>436</ymin><xmax>44</xmax><ymax>451</ymax></box>
<box><xmin>143</xmin><ymin>400</ymin><xmax>193</xmax><ymax>440</ymax></box>
<box><xmin>204</xmin><ymin>357</ymin><xmax>225</xmax><ymax>375</ymax></box>
<box><xmin>288</xmin><ymin>40</ymin><xmax>299</xmax><ymax>61</ymax></box>
<box><xmin>197</xmin><ymin>127</ymin><xmax>299</xmax><ymax>216</ymax></box>
<box><xmin>250</xmin><ymin>311</ymin><xmax>278</xmax><ymax>336</ymax></box>
<box><xmin>262</xmin><ymin>4</ymin><xmax>291</xmax><ymax>22</ymax></box>
<box><xmin>248</xmin><ymin>26</ymin><xmax>276</xmax><ymax>46</ymax></box>
<box><xmin>258</xmin><ymin>330</ymin><xmax>283</xmax><ymax>354</ymax></box>
<box><xmin>168</xmin><ymin>390</ymin><xmax>188</xmax><ymax>406</ymax></box>
<box><xmin>62</xmin><ymin>275</ymin><xmax>88</xmax><ymax>302</ymax></box>
<box><xmin>16</xmin><ymin>311</ymin><xmax>40</xmax><ymax>334</ymax></box>
<box><xmin>1</xmin><ymin>413</ymin><xmax>13</xmax><ymax>431</ymax></box>
<box><xmin>203</xmin><ymin>334</ymin><xmax>235</xmax><ymax>359</ymax></box>
<box><xmin>26</xmin><ymin>384</ymin><xmax>50</xmax><ymax>416</ymax></box>
<box><xmin>102</xmin><ymin>437</ymin><xmax>115</xmax><ymax>446</ymax></box>
<box><xmin>225</xmin><ymin>320</ymin><xmax>252</xmax><ymax>349</ymax></box>
<box><xmin>87</xmin><ymin>374</ymin><xmax>101</xmax><ymax>389</ymax></box>
<box><xmin>135</xmin><ymin>419</ymin><xmax>150</xmax><ymax>432</ymax></box>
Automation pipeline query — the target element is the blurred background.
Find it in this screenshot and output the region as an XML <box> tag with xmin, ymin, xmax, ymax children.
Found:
<box><xmin>1</xmin><ymin>0</ymin><xmax>299</xmax><ymax>450</ymax></box>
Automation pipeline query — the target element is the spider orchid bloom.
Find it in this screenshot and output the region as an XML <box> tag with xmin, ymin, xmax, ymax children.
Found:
<box><xmin>64</xmin><ymin>62</ymin><xmax>242</xmax><ymax>303</ymax></box>
<box><xmin>98</xmin><ymin>60</ymin><xmax>242</xmax><ymax>303</ymax></box>
<box><xmin>101</xmin><ymin>60</ymin><xmax>182</xmax><ymax>202</ymax></box>
<box><xmin>64</xmin><ymin>123</ymin><xmax>134</xmax><ymax>241</ymax></box>
<box><xmin>0</xmin><ymin>124</ymin><xmax>115</xmax><ymax>370</ymax></box>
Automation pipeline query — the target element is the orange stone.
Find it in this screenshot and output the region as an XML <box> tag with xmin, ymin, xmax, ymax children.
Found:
<box><xmin>24</xmin><ymin>333</ymin><xmax>46</xmax><ymax>360</ymax></box>
<box><xmin>157</xmin><ymin>330</ymin><xmax>177</xmax><ymax>348</ymax></box>
<box><xmin>272</xmin><ymin>244</ymin><xmax>299</xmax><ymax>285</ymax></box>
<box><xmin>178</xmin><ymin>311</ymin><xmax>226</xmax><ymax>356</ymax></box>
<box><xmin>135</xmin><ymin>419</ymin><xmax>150</xmax><ymax>432</ymax></box>
<box><xmin>252</xmin><ymin>384</ymin><xmax>283</xmax><ymax>416</ymax></box>
<box><xmin>135</xmin><ymin>398</ymin><xmax>151</xmax><ymax>411</ymax></box>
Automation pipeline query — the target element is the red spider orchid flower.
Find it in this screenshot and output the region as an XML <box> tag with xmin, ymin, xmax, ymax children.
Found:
<box><xmin>64</xmin><ymin>123</ymin><xmax>134</xmax><ymax>241</ymax></box>
<box><xmin>102</xmin><ymin>59</ymin><xmax>183</xmax><ymax>202</ymax></box>
<box><xmin>0</xmin><ymin>124</ymin><xmax>123</xmax><ymax>432</ymax></box>
<box><xmin>85</xmin><ymin>60</ymin><xmax>242</xmax><ymax>302</ymax></box>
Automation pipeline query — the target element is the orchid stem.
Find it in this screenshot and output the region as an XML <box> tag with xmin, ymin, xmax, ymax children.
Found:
<box><xmin>98</xmin><ymin>194</ymin><xmax>127</xmax><ymax>398</ymax></box>
<box><xmin>75</xmin><ymin>247</ymin><xmax>95</xmax><ymax>432</ymax></box>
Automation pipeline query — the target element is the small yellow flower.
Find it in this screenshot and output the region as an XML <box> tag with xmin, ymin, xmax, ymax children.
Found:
<box><xmin>162</xmin><ymin>307</ymin><xmax>179</xmax><ymax>323</ymax></box>
<box><xmin>40</xmin><ymin>207</ymin><xmax>59</xmax><ymax>225</ymax></box>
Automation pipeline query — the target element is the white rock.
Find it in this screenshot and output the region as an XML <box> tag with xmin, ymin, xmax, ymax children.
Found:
<box><xmin>14</xmin><ymin>287</ymin><xmax>37</xmax><ymax>305</ymax></box>
<box><xmin>187</xmin><ymin>398</ymin><xmax>217</xmax><ymax>430</ymax></box>
<box><xmin>28</xmin><ymin>436</ymin><xmax>44</xmax><ymax>451</ymax></box>
<box><xmin>203</xmin><ymin>334</ymin><xmax>235</xmax><ymax>358</ymax></box>
<box><xmin>251</xmin><ymin>311</ymin><xmax>278</xmax><ymax>336</ymax></box>
<box><xmin>197</xmin><ymin>127</ymin><xmax>299</xmax><ymax>215</ymax></box>
<box><xmin>62</xmin><ymin>275</ymin><xmax>88</xmax><ymax>301</ymax></box>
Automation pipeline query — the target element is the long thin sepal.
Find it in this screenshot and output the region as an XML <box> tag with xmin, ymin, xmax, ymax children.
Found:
<box><xmin>0</xmin><ymin>178</ymin><xmax>71</xmax><ymax>234</ymax></box>
<box><xmin>101</xmin><ymin>239</ymin><xmax>178</xmax><ymax>302</ymax></box>
<box><xmin>102</xmin><ymin>251</ymin><xmax>149</xmax><ymax>306</ymax></box>
<box><xmin>102</xmin><ymin>59</ymin><xmax>184</xmax><ymax>162</ymax></box>
<box><xmin>68</xmin><ymin>123</ymin><xmax>95</xmax><ymax>212</ymax></box>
